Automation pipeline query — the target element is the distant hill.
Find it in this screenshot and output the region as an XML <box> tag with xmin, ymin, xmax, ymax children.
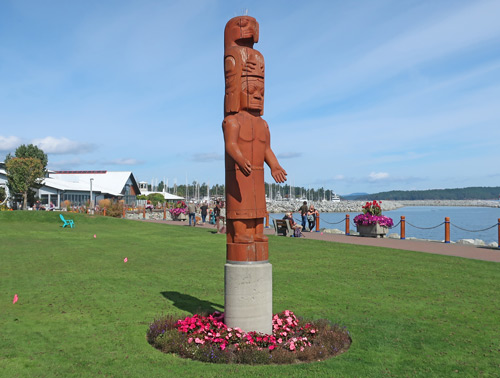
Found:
<box><xmin>342</xmin><ymin>192</ymin><xmax>369</xmax><ymax>199</ymax></box>
<box><xmin>349</xmin><ymin>187</ymin><xmax>500</xmax><ymax>201</ymax></box>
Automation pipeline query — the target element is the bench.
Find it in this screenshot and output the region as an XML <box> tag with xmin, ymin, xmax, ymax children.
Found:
<box><xmin>273</xmin><ymin>219</ymin><xmax>293</xmax><ymax>237</ymax></box>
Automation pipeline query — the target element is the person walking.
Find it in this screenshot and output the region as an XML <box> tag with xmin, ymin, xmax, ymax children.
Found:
<box><xmin>200</xmin><ymin>202</ymin><xmax>208</xmax><ymax>224</ymax></box>
<box><xmin>188</xmin><ymin>201</ymin><xmax>197</xmax><ymax>226</ymax></box>
<box><xmin>213</xmin><ymin>200</ymin><xmax>221</xmax><ymax>232</ymax></box>
<box><xmin>298</xmin><ymin>201</ymin><xmax>308</xmax><ymax>231</ymax></box>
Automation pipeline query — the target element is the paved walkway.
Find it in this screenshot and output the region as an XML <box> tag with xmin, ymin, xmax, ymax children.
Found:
<box><xmin>140</xmin><ymin>219</ymin><xmax>500</xmax><ymax>263</ymax></box>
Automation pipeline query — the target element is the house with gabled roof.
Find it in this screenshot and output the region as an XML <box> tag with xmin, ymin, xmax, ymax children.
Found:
<box><xmin>40</xmin><ymin>170</ymin><xmax>141</xmax><ymax>209</ymax></box>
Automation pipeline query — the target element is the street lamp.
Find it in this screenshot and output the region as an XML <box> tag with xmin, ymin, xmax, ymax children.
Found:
<box><xmin>90</xmin><ymin>178</ymin><xmax>94</xmax><ymax>214</ymax></box>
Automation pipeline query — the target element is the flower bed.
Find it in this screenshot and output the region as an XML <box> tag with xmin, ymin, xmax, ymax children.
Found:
<box><xmin>147</xmin><ymin>310</ymin><xmax>351</xmax><ymax>364</ymax></box>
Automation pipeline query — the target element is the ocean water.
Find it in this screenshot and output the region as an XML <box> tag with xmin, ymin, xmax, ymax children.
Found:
<box><xmin>270</xmin><ymin>206</ymin><xmax>500</xmax><ymax>244</ymax></box>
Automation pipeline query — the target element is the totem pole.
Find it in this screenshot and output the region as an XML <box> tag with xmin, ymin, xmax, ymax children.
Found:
<box><xmin>223</xmin><ymin>16</ymin><xmax>287</xmax><ymax>334</ymax></box>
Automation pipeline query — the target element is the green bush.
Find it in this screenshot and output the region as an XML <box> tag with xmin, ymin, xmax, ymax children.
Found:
<box><xmin>147</xmin><ymin>193</ymin><xmax>165</xmax><ymax>206</ymax></box>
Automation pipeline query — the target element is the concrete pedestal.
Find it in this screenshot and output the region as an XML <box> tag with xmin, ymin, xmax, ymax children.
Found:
<box><xmin>224</xmin><ymin>262</ymin><xmax>272</xmax><ymax>334</ymax></box>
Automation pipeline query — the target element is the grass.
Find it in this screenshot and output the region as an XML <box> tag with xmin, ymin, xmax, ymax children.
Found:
<box><xmin>1</xmin><ymin>211</ymin><xmax>499</xmax><ymax>377</ymax></box>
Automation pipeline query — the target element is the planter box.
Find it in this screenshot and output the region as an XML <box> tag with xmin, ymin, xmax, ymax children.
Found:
<box><xmin>172</xmin><ymin>213</ymin><xmax>188</xmax><ymax>221</ymax></box>
<box><xmin>357</xmin><ymin>223</ymin><xmax>388</xmax><ymax>238</ymax></box>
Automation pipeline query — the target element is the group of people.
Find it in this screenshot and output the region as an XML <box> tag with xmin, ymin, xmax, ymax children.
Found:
<box><xmin>187</xmin><ymin>200</ymin><xmax>223</xmax><ymax>231</ymax></box>
<box><xmin>283</xmin><ymin>201</ymin><xmax>319</xmax><ymax>236</ymax></box>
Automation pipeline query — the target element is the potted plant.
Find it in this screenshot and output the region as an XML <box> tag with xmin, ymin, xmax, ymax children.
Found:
<box><xmin>169</xmin><ymin>200</ymin><xmax>188</xmax><ymax>221</ymax></box>
<box><xmin>354</xmin><ymin>200</ymin><xmax>393</xmax><ymax>238</ymax></box>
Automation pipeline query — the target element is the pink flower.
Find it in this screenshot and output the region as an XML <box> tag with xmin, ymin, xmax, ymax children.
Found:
<box><xmin>269</xmin><ymin>345</ymin><xmax>275</xmax><ymax>350</ymax></box>
<box><xmin>195</xmin><ymin>337</ymin><xmax>204</xmax><ymax>344</ymax></box>
<box><xmin>289</xmin><ymin>341</ymin><xmax>296</xmax><ymax>351</ymax></box>
<box><xmin>93</xmin><ymin>234</ymin><xmax>97</xmax><ymax>238</ymax></box>
<box><xmin>187</xmin><ymin>337</ymin><xmax>193</xmax><ymax>343</ymax></box>
<box><xmin>277</xmin><ymin>338</ymin><xmax>282</xmax><ymax>344</ymax></box>
<box><xmin>13</xmin><ymin>294</ymin><xmax>18</xmax><ymax>304</ymax></box>
<box><xmin>123</xmin><ymin>257</ymin><xmax>128</xmax><ymax>263</ymax></box>
<box><xmin>220</xmin><ymin>343</ymin><xmax>226</xmax><ymax>350</ymax></box>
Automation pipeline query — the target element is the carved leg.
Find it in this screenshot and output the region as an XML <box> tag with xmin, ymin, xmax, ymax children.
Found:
<box><xmin>233</xmin><ymin>219</ymin><xmax>254</xmax><ymax>243</ymax></box>
<box><xmin>254</xmin><ymin>218</ymin><xmax>268</xmax><ymax>242</ymax></box>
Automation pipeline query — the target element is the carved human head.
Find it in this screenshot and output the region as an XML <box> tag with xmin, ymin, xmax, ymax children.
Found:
<box><xmin>240</xmin><ymin>76</ymin><xmax>264</xmax><ymax>113</ymax></box>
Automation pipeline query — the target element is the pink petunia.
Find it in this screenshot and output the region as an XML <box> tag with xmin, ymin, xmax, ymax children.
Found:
<box><xmin>289</xmin><ymin>341</ymin><xmax>296</xmax><ymax>351</ymax></box>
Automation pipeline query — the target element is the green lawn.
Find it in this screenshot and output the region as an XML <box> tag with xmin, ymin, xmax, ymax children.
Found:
<box><xmin>1</xmin><ymin>211</ymin><xmax>499</xmax><ymax>377</ymax></box>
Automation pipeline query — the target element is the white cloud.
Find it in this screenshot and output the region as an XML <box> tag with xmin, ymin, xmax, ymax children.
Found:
<box><xmin>369</xmin><ymin>172</ymin><xmax>390</xmax><ymax>181</ymax></box>
<box><xmin>277</xmin><ymin>152</ymin><xmax>302</xmax><ymax>159</ymax></box>
<box><xmin>0</xmin><ymin>136</ymin><xmax>22</xmax><ymax>152</ymax></box>
<box><xmin>105</xmin><ymin>158</ymin><xmax>143</xmax><ymax>166</ymax></box>
<box><xmin>31</xmin><ymin>137</ymin><xmax>96</xmax><ymax>154</ymax></box>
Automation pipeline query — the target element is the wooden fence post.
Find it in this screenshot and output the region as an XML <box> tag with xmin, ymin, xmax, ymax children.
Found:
<box><xmin>315</xmin><ymin>213</ymin><xmax>320</xmax><ymax>232</ymax></box>
<box><xmin>400</xmin><ymin>216</ymin><xmax>405</xmax><ymax>240</ymax></box>
<box><xmin>497</xmin><ymin>218</ymin><xmax>500</xmax><ymax>249</ymax></box>
<box><xmin>345</xmin><ymin>214</ymin><xmax>350</xmax><ymax>236</ymax></box>
<box><xmin>445</xmin><ymin>217</ymin><xmax>450</xmax><ymax>243</ymax></box>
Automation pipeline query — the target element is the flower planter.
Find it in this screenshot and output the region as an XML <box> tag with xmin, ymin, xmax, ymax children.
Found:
<box><xmin>357</xmin><ymin>223</ymin><xmax>388</xmax><ymax>238</ymax></box>
<box><xmin>174</xmin><ymin>213</ymin><xmax>187</xmax><ymax>221</ymax></box>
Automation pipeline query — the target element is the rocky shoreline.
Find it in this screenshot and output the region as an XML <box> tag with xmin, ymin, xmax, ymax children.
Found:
<box><xmin>266</xmin><ymin>199</ymin><xmax>500</xmax><ymax>214</ymax></box>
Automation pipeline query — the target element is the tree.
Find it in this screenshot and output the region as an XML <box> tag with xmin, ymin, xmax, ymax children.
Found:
<box><xmin>6</xmin><ymin>144</ymin><xmax>48</xmax><ymax>172</ymax></box>
<box><xmin>5</xmin><ymin>157</ymin><xmax>44</xmax><ymax>210</ymax></box>
<box><xmin>0</xmin><ymin>186</ymin><xmax>6</xmax><ymax>203</ymax></box>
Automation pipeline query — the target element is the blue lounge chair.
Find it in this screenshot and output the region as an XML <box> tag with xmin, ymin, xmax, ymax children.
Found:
<box><xmin>60</xmin><ymin>214</ymin><xmax>75</xmax><ymax>228</ymax></box>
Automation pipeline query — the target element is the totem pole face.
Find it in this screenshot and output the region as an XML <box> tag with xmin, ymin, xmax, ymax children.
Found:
<box><xmin>240</xmin><ymin>77</ymin><xmax>264</xmax><ymax>112</ymax></box>
<box><xmin>224</xmin><ymin>16</ymin><xmax>259</xmax><ymax>48</ymax></box>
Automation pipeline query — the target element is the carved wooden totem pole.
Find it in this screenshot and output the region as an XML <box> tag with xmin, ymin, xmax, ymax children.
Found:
<box><xmin>223</xmin><ymin>16</ymin><xmax>287</xmax><ymax>334</ymax></box>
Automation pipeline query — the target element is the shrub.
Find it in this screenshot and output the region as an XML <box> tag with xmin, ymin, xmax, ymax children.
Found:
<box><xmin>147</xmin><ymin>193</ymin><xmax>165</xmax><ymax>206</ymax></box>
<box><xmin>63</xmin><ymin>200</ymin><xmax>71</xmax><ymax>211</ymax></box>
<box><xmin>106</xmin><ymin>200</ymin><xmax>124</xmax><ymax>218</ymax></box>
<box><xmin>99</xmin><ymin>199</ymin><xmax>111</xmax><ymax>209</ymax></box>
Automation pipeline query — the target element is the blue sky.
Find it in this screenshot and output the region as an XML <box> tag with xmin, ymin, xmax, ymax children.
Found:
<box><xmin>1</xmin><ymin>0</ymin><xmax>499</xmax><ymax>195</ymax></box>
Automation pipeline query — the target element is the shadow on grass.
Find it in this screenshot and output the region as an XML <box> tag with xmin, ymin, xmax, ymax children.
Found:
<box><xmin>161</xmin><ymin>291</ymin><xmax>223</xmax><ymax>314</ymax></box>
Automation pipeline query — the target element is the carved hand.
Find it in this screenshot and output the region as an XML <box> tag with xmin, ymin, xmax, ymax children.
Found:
<box><xmin>271</xmin><ymin>166</ymin><xmax>287</xmax><ymax>183</ymax></box>
<box><xmin>240</xmin><ymin>159</ymin><xmax>252</xmax><ymax>176</ymax></box>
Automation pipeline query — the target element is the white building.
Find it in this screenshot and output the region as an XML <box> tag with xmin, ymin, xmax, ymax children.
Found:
<box><xmin>0</xmin><ymin>163</ymin><xmax>141</xmax><ymax>209</ymax></box>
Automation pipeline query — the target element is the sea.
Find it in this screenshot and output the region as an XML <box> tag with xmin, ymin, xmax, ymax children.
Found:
<box><xmin>270</xmin><ymin>206</ymin><xmax>500</xmax><ymax>244</ymax></box>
